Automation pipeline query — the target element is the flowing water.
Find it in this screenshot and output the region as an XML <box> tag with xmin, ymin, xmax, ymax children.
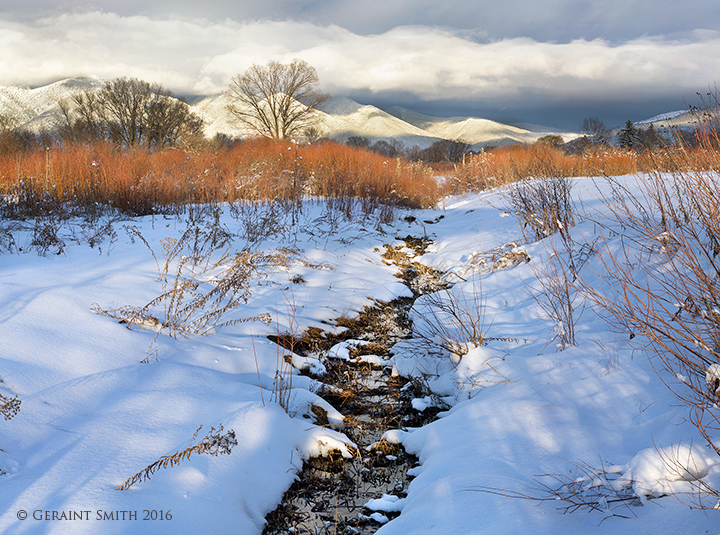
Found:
<box><xmin>263</xmin><ymin>237</ymin><xmax>448</xmax><ymax>535</ymax></box>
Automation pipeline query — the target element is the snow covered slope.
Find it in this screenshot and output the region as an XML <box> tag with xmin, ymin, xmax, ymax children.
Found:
<box><xmin>0</xmin><ymin>177</ymin><xmax>718</xmax><ymax>534</ymax></box>
<box><xmin>315</xmin><ymin>97</ymin><xmax>442</xmax><ymax>147</ymax></box>
<box><xmin>191</xmin><ymin>94</ymin><xmax>445</xmax><ymax>147</ymax></box>
<box><xmin>636</xmin><ymin>110</ymin><xmax>692</xmax><ymax>127</ymax></box>
<box><xmin>0</xmin><ymin>76</ymin><xmax>104</xmax><ymax>131</ymax></box>
<box><xmin>189</xmin><ymin>91</ymin><xmax>246</xmax><ymax>139</ymax></box>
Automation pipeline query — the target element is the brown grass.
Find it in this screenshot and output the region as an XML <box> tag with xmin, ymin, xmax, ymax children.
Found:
<box><xmin>0</xmin><ymin>139</ymin><xmax>439</xmax><ymax>218</ymax></box>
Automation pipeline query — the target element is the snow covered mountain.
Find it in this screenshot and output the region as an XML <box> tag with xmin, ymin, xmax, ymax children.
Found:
<box><xmin>4</xmin><ymin>76</ymin><xmax>710</xmax><ymax>148</ymax></box>
<box><xmin>0</xmin><ymin>76</ymin><xmax>104</xmax><ymax>131</ymax></box>
<box><xmin>0</xmin><ymin>76</ymin><xmax>576</xmax><ymax>148</ymax></box>
<box><xmin>385</xmin><ymin>105</ymin><xmax>564</xmax><ymax>147</ymax></box>
<box><xmin>636</xmin><ymin>110</ymin><xmax>692</xmax><ymax>127</ymax></box>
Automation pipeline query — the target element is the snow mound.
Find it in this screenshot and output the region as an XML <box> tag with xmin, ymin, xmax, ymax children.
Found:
<box><xmin>620</xmin><ymin>443</ymin><xmax>719</xmax><ymax>501</ymax></box>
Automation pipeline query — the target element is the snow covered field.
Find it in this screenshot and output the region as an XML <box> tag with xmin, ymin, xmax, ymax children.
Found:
<box><xmin>0</xmin><ymin>176</ymin><xmax>718</xmax><ymax>534</ymax></box>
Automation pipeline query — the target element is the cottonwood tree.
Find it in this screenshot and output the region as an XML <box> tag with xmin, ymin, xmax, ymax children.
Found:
<box><xmin>58</xmin><ymin>77</ymin><xmax>203</xmax><ymax>149</ymax></box>
<box><xmin>535</xmin><ymin>134</ymin><xmax>565</xmax><ymax>148</ymax></box>
<box><xmin>227</xmin><ymin>59</ymin><xmax>329</xmax><ymax>140</ymax></box>
<box><xmin>100</xmin><ymin>78</ymin><xmax>202</xmax><ymax>148</ymax></box>
<box><xmin>422</xmin><ymin>139</ymin><xmax>470</xmax><ymax>163</ymax></box>
<box><xmin>346</xmin><ymin>136</ymin><xmax>371</xmax><ymax>149</ymax></box>
<box><xmin>58</xmin><ymin>89</ymin><xmax>105</xmax><ymax>143</ymax></box>
<box><xmin>580</xmin><ymin>116</ymin><xmax>611</xmax><ymax>145</ymax></box>
<box><xmin>145</xmin><ymin>92</ymin><xmax>204</xmax><ymax>148</ymax></box>
<box><xmin>369</xmin><ymin>139</ymin><xmax>406</xmax><ymax>158</ymax></box>
<box><xmin>0</xmin><ymin>111</ymin><xmax>34</xmax><ymax>154</ymax></box>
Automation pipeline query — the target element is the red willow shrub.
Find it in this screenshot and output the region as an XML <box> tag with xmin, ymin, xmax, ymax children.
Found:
<box><xmin>445</xmin><ymin>144</ymin><xmax>640</xmax><ymax>195</ymax></box>
<box><xmin>0</xmin><ymin>139</ymin><xmax>438</xmax><ymax>217</ymax></box>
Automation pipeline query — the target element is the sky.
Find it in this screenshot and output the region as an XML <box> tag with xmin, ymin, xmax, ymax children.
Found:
<box><xmin>1</xmin><ymin>1</ymin><xmax>720</xmax><ymax>129</ymax></box>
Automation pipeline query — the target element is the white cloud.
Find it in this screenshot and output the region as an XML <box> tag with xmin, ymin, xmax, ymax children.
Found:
<box><xmin>0</xmin><ymin>12</ymin><xmax>718</xmax><ymax>112</ymax></box>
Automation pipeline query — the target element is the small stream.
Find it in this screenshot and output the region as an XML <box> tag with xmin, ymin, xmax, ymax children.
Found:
<box><xmin>263</xmin><ymin>237</ymin><xmax>447</xmax><ymax>535</ymax></box>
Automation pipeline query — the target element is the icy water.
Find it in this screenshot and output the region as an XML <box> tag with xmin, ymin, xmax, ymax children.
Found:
<box><xmin>263</xmin><ymin>238</ymin><xmax>447</xmax><ymax>535</ymax></box>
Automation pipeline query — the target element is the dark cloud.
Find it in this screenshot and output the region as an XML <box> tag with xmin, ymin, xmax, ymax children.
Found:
<box><xmin>4</xmin><ymin>0</ymin><xmax>720</xmax><ymax>41</ymax></box>
<box><xmin>0</xmin><ymin>4</ymin><xmax>719</xmax><ymax>129</ymax></box>
<box><xmin>384</xmin><ymin>94</ymin><xmax>694</xmax><ymax>131</ymax></box>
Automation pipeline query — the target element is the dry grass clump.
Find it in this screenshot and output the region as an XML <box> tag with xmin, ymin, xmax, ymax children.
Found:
<box><xmin>466</xmin><ymin>242</ymin><xmax>530</xmax><ymax>274</ymax></box>
<box><xmin>472</xmin><ymin>458</ymin><xmax>640</xmax><ymax>518</ymax></box>
<box><xmin>506</xmin><ymin>175</ymin><xmax>575</xmax><ymax>242</ymax></box>
<box><xmin>0</xmin><ymin>392</ymin><xmax>20</xmax><ymax>420</ymax></box>
<box><xmin>367</xmin><ymin>437</ymin><xmax>401</xmax><ymax>457</ymax></box>
<box><xmin>334</xmin><ymin>300</ymin><xmax>412</xmax><ymax>347</ymax></box>
<box><xmin>92</xmin><ymin>213</ymin><xmax>332</xmax><ymax>362</ymax></box>
<box><xmin>347</xmin><ymin>342</ymin><xmax>387</xmax><ymax>359</ymax></box>
<box><xmin>381</xmin><ymin>238</ymin><xmax>449</xmax><ymax>296</ymax></box>
<box><xmin>92</xmin><ymin>212</ymin><xmax>284</xmax><ymax>343</ymax></box>
<box><xmin>413</xmin><ymin>277</ymin><xmax>490</xmax><ymax>361</ymax></box>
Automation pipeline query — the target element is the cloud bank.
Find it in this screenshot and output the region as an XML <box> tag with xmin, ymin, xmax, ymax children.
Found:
<box><xmin>0</xmin><ymin>12</ymin><xmax>719</xmax><ymax>126</ymax></box>
<box><xmin>7</xmin><ymin>0</ymin><xmax>720</xmax><ymax>42</ymax></box>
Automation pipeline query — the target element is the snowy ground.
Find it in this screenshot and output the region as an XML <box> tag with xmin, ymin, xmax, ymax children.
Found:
<box><xmin>0</xmin><ymin>178</ymin><xmax>718</xmax><ymax>534</ymax></box>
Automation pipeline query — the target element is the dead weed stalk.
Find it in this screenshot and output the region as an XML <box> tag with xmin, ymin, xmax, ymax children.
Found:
<box><xmin>468</xmin><ymin>457</ymin><xmax>640</xmax><ymax>519</ymax></box>
<box><xmin>413</xmin><ymin>276</ymin><xmax>489</xmax><ymax>363</ymax></box>
<box><xmin>116</xmin><ymin>424</ymin><xmax>237</xmax><ymax>490</ymax></box>
<box><xmin>506</xmin><ymin>176</ymin><xmax>575</xmax><ymax>242</ymax></box>
<box><xmin>531</xmin><ymin>233</ymin><xmax>591</xmax><ymax>350</ymax></box>
<box><xmin>273</xmin><ymin>288</ymin><xmax>300</xmax><ymax>412</ymax></box>
<box><xmin>93</xmin><ymin>218</ymin><xmax>339</xmax><ymax>356</ymax></box>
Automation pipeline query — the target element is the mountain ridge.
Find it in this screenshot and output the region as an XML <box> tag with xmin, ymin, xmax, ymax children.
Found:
<box><xmin>0</xmin><ymin>76</ymin><xmax>646</xmax><ymax>148</ymax></box>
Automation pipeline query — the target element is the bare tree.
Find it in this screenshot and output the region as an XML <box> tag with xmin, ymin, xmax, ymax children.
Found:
<box><xmin>100</xmin><ymin>77</ymin><xmax>152</xmax><ymax>147</ymax></box>
<box><xmin>227</xmin><ymin>59</ymin><xmax>329</xmax><ymax>140</ymax></box>
<box><xmin>581</xmin><ymin>116</ymin><xmax>611</xmax><ymax>145</ymax></box>
<box><xmin>145</xmin><ymin>92</ymin><xmax>204</xmax><ymax>149</ymax></box>
<box><xmin>422</xmin><ymin>139</ymin><xmax>470</xmax><ymax>163</ymax></box>
<box><xmin>0</xmin><ymin>111</ymin><xmax>34</xmax><ymax>154</ymax></box>
<box><xmin>57</xmin><ymin>78</ymin><xmax>203</xmax><ymax>149</ymax></box>
<box><xmin>58</xmin><ymin>89</ymin><xmax>106</xmax><ymax>144</ymax></box>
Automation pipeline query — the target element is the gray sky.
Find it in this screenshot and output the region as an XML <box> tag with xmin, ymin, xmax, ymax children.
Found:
<box><xmin>2</xmin><ymin>1</ymin><xmax>719</xmax><ymax>129</ymax></box>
